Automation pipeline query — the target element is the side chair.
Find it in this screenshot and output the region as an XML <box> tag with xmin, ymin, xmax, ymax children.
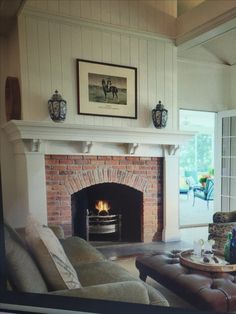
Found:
<box><xmin>193</xmin><ymin>178</ymin><xmax>214</xmax><ymax>209</ymax></box>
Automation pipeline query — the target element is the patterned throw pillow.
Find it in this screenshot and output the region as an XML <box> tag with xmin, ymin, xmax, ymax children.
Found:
<box><xmin>25</xmin><ymin>215</ymin><xmax>81</xmax><ymax>291</ymax></box>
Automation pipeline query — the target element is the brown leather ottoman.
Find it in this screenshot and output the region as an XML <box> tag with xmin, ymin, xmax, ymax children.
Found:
<box><xmin>135</xmin><ymin>250</ymin><xmax>236</xmax><ymax>312</ymax></box>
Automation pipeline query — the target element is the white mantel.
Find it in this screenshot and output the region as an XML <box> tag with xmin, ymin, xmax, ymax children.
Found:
<box><xmin>2</xmin><ymin>120</ymin><xmax>194</xmax><ymax>242</ymax></box>
<box><xmin>3</xmin><ymin>120</ymin><xmax>193</xmax><ymax>156</ymax></box>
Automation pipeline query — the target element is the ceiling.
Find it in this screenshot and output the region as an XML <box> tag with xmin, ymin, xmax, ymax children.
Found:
<box><xmin>176</xmin><ymin>0</ymin><xmax>236</xmax><ymax>65</ymax></box>
<box><xmin>178</xmin><ymin>25</ymin><xmax>236</xmax><ymax>66</ymax></box>
<box><xmin>177</xmin><ymin>0</ymin><xmax>206</xmax><ymax>17</ymax></box>
<box><xmin>201</xmin><ymin>28</ymin><xmax>236</xmax><ymax>65</ymax></box>
<box><xmin>0</xmin><ymin>0</ymin><xmax>236</xmax><ymax>66</ymax></box>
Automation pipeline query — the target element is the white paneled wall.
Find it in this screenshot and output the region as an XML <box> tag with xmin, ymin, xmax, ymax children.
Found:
<box><xmin>0</xmin><ymin>26</ymin><xmax>21</xmax><ymax>125</ymax></box>
<box><xmin>25</xmin><ymin>0</ymin><xmax>177</xmax><ymax>37</ymax></box>
<box><xmin>18</xmin><ymin>10</ymin><xmax>177</xmax><ymax>129</ymax></box>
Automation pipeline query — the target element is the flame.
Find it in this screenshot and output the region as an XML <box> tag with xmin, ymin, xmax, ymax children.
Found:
<box><xmin>95</xmin><ymin>200</ymin><xmax>111</xmax><ymax>214</ymax></box>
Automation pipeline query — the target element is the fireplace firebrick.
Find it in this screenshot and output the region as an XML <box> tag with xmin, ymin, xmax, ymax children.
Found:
<box><xmin>71</xmin><ymin>183</ymin><xmax>143</xmax><ymax>242</ymax></box>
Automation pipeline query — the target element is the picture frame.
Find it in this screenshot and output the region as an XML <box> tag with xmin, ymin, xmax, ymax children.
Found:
<box><xmin>76</xmin><ymin>59</ymin><xmax>137</xmax><ymax>119</ymax></box>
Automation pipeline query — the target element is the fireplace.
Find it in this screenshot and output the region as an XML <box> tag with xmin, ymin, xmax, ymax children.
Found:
<box><xmin>3</xmin><ymin>121</ymin><xmax>191</xmax><ymax>242</ymax></box>
<box><xmin>45</xmin><ymin>155</ymin><xmax>163</xmax><ymax>242</ymax></box>
<box><xmin>71</xmin><ymin>183</ymin><xmax>143</xmax><ymax>242</ymax></box>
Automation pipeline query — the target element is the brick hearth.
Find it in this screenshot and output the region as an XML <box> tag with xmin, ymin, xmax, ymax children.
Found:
<box><xmin>45</xmin><ymin>155</ymin><xmax>163</xmax><ymax>242</ymax></box>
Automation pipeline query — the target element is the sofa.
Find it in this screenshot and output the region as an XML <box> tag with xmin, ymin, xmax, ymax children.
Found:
<box><xmin>4</xmin><ymin>221</ymin><xmax>169</xmax><ymax>307</ymax></box>
<box><xmin>208</xmin><ymin>211</ymin><xmax>236</xmax><ymax>250</ymax></box>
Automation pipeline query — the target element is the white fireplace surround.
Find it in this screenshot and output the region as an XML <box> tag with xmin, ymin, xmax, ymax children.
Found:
<box><xmin>3</xmin><ymin>120</ymin><xmax>194</xmax><ymax>242</ymax></box>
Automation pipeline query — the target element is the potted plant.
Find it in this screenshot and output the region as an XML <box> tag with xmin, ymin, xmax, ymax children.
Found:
<box><xmin>199</xmin><ymin>174</ymin><xmax>211</xmax><ymax>187</ymax></box>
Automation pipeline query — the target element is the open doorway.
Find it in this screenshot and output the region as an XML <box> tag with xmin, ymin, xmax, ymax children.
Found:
<box><xmin>179</xmin><ymin>110</ymin><xmax>215</xmax><ymax>228</ymax></box>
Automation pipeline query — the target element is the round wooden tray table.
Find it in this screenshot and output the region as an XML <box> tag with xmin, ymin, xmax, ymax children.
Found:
<box><xmin>179</xmin><ymin>249</ymin><xmax>236</xmax><ymax>272</ymax></box>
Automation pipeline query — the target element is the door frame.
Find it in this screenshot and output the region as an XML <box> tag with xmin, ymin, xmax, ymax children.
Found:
<box><xmin>179</xmin><ymin>109</ymin><xmax>216</xmax><ymax>227</ymax></box>
<box><xmin>216</xmin><ymin>109</ymin><xmax>236</xmax><ymax>212</ymax></box>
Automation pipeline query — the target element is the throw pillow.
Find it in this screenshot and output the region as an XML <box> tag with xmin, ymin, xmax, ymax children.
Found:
<box><xmin>25</xmin><ymin>215</ymin><xmax>81</xmax><ymax>291</ymax></box>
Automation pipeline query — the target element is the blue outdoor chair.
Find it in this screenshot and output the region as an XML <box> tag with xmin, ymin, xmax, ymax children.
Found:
<box><xmin>193</xmin><ymin>178</ymin><xmax>214</xmax><ymax>209</ymax></box>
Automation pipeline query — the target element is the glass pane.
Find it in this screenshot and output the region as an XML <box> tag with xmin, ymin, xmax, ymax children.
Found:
<box><xmin>230</xmin><ymin>178</ymin><xmax>236</xmax><ymax>197</ymax></box>
<box><xmin>221</xmin><ymin>196</ymin><xmax>229</xmax><ymax>212</ymax></box>
<box><xmin>222</xmin><ymin>177</ymin><xmax>229</xmax><ymax>195</ymax></box>
<box><xmin>231</xmin><ymin>117</ymin><xmax>236</xmax><ymax>136</ymax></box>
<box><xmin>222</xmin><ymin>138</ymin><xmax>230</xmax><ymax>156</ymax></box>
<box><xmin>222</xmin><ymin>117</ymin><xmax>230</xmax><ymax>136</ymax></box>
<box><xmin>231</xmin><ymin>138</ymin><xmax>236</xmax><ymax>157</ymax></box>
<box><xmin>222</xmin><ymin>158</ymin><xmax>230</xmax><ymax>176</ymax></box>
<box><xmin>230</xmin><ymin>197</ymin><xmax>236</xmax><ymax>211</ymax></box>
<box><xmin>196</xmin><ymin>134</ymin><xmax>213</xmax><ymax>172</ymax></box>
<box><xmin>231</xmin><ymin>158</ymin><xmax>236</xmax><ymax>177</ymax></box>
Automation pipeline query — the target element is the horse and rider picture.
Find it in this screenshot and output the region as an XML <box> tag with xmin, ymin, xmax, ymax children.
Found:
<box><xmin>88</xmin><ymin>73</ymin><xmax>127</xmax><ymax>105</ymax></box>
<box><xmin>77</xmin><ymin>59</ymin><xmax>137</xmax><ymax>119</ymax></box>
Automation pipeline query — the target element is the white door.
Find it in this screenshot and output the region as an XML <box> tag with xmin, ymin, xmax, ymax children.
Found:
<box><xmin>216</xmin><ymin>109</ymin><xmax>236</xmax><ymax>212</ymax></box>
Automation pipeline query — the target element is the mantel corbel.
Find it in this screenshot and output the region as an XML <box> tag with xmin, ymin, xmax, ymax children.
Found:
<box><xmin>30</xmin><ymin>139</ymin><xmax>42</xmax><ymax>152</ymax></box>
<box><xmin>127</xmin><ymin>143</ymin><xmax>139</xmax><ymax>155</ymax></box>
<box><xmin>82</xmin><ymin>141</ymin><xmax>93</xmax><ymax>153</ymax></box>
<box><xmin>163</xmin><ymin>144</ymin><xmax>180</xmax><ymax>156</ymax></box>
<box><xmin>10</xmin><ymin>138</ymin><xmax>45</xmax><ymax>154</ymax></box>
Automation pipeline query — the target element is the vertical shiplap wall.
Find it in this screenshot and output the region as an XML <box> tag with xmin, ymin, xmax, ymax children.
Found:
<box><xmin>25</xmin><ymin>0</ymin><xmax>177</xmax><ymax>37</ymax></box>
<box><xmin>19</xmin><ymin>6</ymin><xmax>177</xmax><ymax>129</ymax></box>
<box><xmin>0</xmin><ymin>26</ymin><xmax>21</xmax><ymax>125</ymax></box>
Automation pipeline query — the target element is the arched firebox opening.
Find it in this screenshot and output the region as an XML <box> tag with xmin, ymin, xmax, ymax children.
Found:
<box><xmin>71</xmin><ymin>183</ymin><xmax>143</xmax><ymax>242</ymax></box>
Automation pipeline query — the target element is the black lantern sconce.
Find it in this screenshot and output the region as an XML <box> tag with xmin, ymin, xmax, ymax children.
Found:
<box><xmin>152</xmin><ymin>101</ymin><xmax>168</xmax><ymax>129</ymax></box>
<box><xmin>48</xmin><ymin>90</ymin><xmax>67</xmax><ymax>123</ymax></box>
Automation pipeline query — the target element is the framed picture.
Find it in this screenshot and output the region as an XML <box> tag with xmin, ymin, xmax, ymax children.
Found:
<box><xmin>76</xmin><ymin>59</ymin><xmax>137</xmax><ymax>119</ymax></box>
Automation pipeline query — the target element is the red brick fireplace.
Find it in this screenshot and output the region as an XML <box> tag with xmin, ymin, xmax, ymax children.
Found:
<box><xmin>4</xmin><ymin>121</ymin><xmax>191</xmax><ymax>242</ymax></box>
<box><xmin>45</xmin><ymin>155</ymin><xmax>163</xmax><ymax>242</ymax></box>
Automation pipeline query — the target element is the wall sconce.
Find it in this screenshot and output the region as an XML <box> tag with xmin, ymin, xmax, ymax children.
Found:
<box><xmin>152</xmin><ymin>101</ymin><xmax>168</xmax><ymax>129</ymax></box>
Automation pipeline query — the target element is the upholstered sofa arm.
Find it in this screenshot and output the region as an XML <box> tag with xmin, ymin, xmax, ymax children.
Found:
<box><xmin>60</xmin><ymin>236</ymin><xmax>105</xmax><ymax>266</ymax></box>
<box><xmin>213</xmin><ymin>211</ymin><xmax>236</xmax><ymax>223</ymax></box>
<box><xmin>142</xmin><ymin>283</ymin><xmax>169</xmax><ymax>306</ymax></box>
<box><xmin>49</xmin><ymin>281</ymin><xmax>151</xmax><ymax>304</ymax></box>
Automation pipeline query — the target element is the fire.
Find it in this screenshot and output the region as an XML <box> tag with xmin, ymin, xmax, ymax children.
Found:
<box><xmin>95</xmin><ymin>200</ymin><xmax>111</xmax><ymax>214</ymax></box>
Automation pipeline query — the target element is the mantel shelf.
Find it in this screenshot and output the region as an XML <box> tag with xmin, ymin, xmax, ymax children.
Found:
<box><xmin>3</xmin><ymin>120</ymin><xmax>194</xmax><ymax>145</ymax></box>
